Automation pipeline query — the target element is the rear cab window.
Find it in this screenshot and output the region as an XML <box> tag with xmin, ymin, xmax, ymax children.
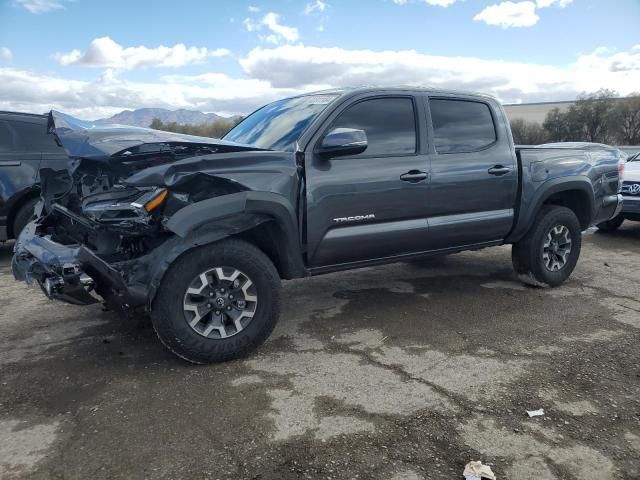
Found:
<box><xmin>429</xmin><ymin>98</ymin><xmax>497</xmax><ymax>154</ymax></box>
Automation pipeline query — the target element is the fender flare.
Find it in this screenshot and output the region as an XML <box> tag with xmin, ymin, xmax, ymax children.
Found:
<box><xmin>140</xmin><ymin>192</ymin><xmax>306</xmax><ymax>308</ymax></box>
<box><xmin>506</xmin><ymin>176</ymin><xmax>595</xmax><ymax>242</ymax></box>
<box><xmin>165</xmin><ymin>191</ymin><xmax>297</xmax><ymax>239</ymax></box>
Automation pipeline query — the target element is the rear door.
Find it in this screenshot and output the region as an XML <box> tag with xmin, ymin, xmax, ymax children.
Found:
<box><xmin>304</xmin><ymin>94</ymin><xmax>431</xmax><ymax>267</ymax></box>
<box><xmin>424</xmin><ymin>97</ymin><xmax>518</xmax><ymax>249</ymax></box>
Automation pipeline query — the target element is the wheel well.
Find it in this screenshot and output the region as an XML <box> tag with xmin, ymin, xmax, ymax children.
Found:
<box><xmin>542</xmin><ymin>189</ymin><xmax>592</xmax><ymax>230</ymax></box>
<box><xmin>7</xmin><ymin>191</ymin><xmax>40</xmax><ymax>238</ymax></box>
<box><xmin>234</xmin><ymin>221</ymin><xmax>294</xmax><ymax>279</ymax></box>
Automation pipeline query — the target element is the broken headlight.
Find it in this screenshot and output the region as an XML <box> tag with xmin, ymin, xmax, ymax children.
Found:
<box><xmin>82</xmin><ymin>188</ymin><xmax>168</xmax><ymax>226</ymax></box>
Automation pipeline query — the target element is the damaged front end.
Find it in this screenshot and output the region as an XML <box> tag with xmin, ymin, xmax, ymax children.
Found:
<box><xmin>12</xmin><ymin>186</ymin><xmax>167</xmax><ymax>309</ymax></box>
<box><xmin>12</xmin><ymin>110</ymin><xmax>293</xmax><ymax>313</ymax></box>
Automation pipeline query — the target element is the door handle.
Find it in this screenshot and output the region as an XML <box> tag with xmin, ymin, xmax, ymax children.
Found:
<box><xmin>488</xmin><ymin>165</ymin><xmax>511</xmax><ymax>176</ymax></box>
<box><xmin>400</xmin><ymin>170</ymin><xmax>428</xmax><ymax>183</ymax></box>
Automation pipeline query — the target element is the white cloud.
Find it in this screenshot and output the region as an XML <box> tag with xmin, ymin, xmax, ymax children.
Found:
<box><xmin>536</xmin><ymin>0</ymin><xmax>573</xmax><ymax>7</ymax></box>
<box><xmin>15</xmin><ymin>0</ymin><xmax>68</xmax><ymax>13</ymax></box>
<box><xmin>474</xmin><ymin>1</ymin><xmax>539</xmax><ymax>28</ymax></box>
<box><xmin>476</xmin><ymin>0</ymin><xmax>573</xmax><ymax>28</ymax></box>
<box><xmin>54</xmin><ymin>37</ymin><xmax>230</xmax><ymax>70</ymax></box>
<box><xmin>575</xmin><ymin>46</ymin><xmax>640</xmax><ymax>73</ymax></box>
<box><xmin>0</xmin><ymin>47</ymin><xmax>12</xmax><ymax>61</ymax></box>
<box><xmin>392</xmin><ymin>0</ymin><xmax>459</xmax><ymax>6</ymax></box>
<box><xmin>304</xmin><ymin>0</ymin><xmax>329</xmax><ymax>32</ymax></box>
<box><xmin>239</xmin><ymin>44</ymin><xmax>640</xmax><ymax>102</ymax></box>
<box><xmin>248</xmin><ymin>5</ymin><xmax>260</xmax><ymax>13</ymax></box>
<box><xmin>424</xmin><ymin>0</ymin><xmax>458</xmax><ymax>6</ymax></box>
<box><xmin>0</xmin><ymin>66</ymin><xmax>310</xmax><ymax>119</ymax></box>
<box><xmin>304</xmin><ymin>0</ymin><xmax>327</xmax><ymax>15</ymax></box>
<box><xmin>2</xmin><ymin>44</ymin><xmax>639</xmax><ymax>120</ymax></box>
<box><xmin>243</xmin><ymin>12</ymin><xmax>299</xmax><ymax>44</ymax></box>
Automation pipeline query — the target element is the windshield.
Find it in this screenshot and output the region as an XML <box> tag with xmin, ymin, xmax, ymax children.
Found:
<box><xmin>224</xmin><ymin>94</ymin><xmax>338</xmax><ymax>151</ymax></box>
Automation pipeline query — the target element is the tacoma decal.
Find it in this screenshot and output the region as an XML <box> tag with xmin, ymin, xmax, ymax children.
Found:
<box><xmin>332</xmin><ymin>214</ymin><xmax>376</xmax><ymax>223</ymax></box>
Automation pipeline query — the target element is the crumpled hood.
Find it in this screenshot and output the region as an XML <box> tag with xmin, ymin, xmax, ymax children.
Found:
<box><xmin>48</xmin><ymin>110</ymin><xmax>259</xmax><ymax>161</ymax></box>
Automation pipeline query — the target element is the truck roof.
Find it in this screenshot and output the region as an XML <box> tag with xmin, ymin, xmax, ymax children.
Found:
<box><xmin>0</xmin><ymin>110</ymin><xmax>47</xmax><ymax>123</ymax></box>
<box><xmin>297</xmin><ymin>86</ymin><xmax>498</xmax><ymax>102</ymax></box>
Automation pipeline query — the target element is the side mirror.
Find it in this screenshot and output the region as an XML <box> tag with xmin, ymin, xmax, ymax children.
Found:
<box><xmin>319</xmin><ymin>128</ymin><xmax>368</xmax><ymax>158</ymax></box>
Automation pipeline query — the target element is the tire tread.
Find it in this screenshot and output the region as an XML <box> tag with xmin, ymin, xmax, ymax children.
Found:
<box><xmin>151</xmin><ymin>238</ymin><xmax>281</xmax><ymax>364</ymax></box>
<box><xmin>512</xmin><ymin>205</ymin><xmax>581</xmax><ymax>287</ymax></box>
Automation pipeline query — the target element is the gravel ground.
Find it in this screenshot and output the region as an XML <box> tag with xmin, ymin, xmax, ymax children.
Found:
<box><xmin>0</xmin><ymin>224</ymin><xmax>639</xmax><ymax>479</ymax></box>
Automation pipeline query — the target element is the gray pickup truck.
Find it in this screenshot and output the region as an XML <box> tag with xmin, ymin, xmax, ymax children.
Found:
<box><xmin>12</xmin><ymin>87</ymin><xmax>624</xmax><ymax>363</ymax></box>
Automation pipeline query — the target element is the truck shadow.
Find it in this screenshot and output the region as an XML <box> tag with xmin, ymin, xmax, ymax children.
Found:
<box><xmin>590</xmin><ymin>221</ymin><xmax>640</xmax><ymax>248</ymax></box>
<box><xmin>0</xmin><ymin>240</ymin><xmax>14</xmax><ymax>262</ymax></box>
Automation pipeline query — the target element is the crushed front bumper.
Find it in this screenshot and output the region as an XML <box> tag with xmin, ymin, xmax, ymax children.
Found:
<box><xmin>12</xmin><ymin>221</ymin><xmax>146</xmax><ymax>308</ymax></box>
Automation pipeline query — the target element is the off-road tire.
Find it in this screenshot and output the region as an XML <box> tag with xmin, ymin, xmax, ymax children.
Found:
<box><xmin>151</xmin><ymin>239</ymin><xmax>281</xmax><ymax>364</ymax></box>
<box><xmin>596</xmin><ymin>215</ymin><xmax>624</xmax><ymax>232</ymax></box>
<box><xmin>12</xmin><ymin>197</ymin><xmax>38</xmax><ymax>239</ymax></box>
<box><xmin>512</xmin><ymin>205</ymin><xmax>581</xmax><ymax>287</ymax></box>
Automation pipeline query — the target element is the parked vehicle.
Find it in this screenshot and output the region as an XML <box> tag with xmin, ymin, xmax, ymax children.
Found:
<box><xmin>0</xmin><ymin>111</ymin><xmax>67</xmax><ymax>241</ymax></box>
<box><xmin>597</xmin><ymin>153</ymin><xmax>640</xmax><ymax>231</ymax></box>
<box><xmin>12</xmin><ymin>87</ymin><xmax>624</xmax><ymax>363</ymax></box>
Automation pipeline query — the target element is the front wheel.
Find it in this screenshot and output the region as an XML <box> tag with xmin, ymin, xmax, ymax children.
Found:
<box><xmin>12</xmin><ymin>197</ymin><xmax>39</xmax><ymax>239</ymax></box>
<box><xmin>512</xmin><ymin>205</ymin><xmax>582</xmax><ymax>287</ymax></box>
<box><xmin>151</xmin><ymin>239</ymin><xmax>281</xmax><ymax>364</ymax></box>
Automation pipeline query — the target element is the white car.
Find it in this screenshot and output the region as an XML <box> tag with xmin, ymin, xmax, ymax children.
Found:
<box><xmin>597</xmin><ymin>152</ymin><xmax>640</xmax><ymax>231</ymax></box>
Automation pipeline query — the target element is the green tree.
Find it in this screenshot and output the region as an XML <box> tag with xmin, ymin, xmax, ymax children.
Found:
<box><xmin>565</xmin><ymin>89</ymin><xmax>618</xmax><ymax>143</ymax></box>
<box><xmin>610</xmin><ymin>94</ymin><xmax>640</xmax><ymax>145</ymax></box>
<box><xmin>148</xmin><ymin>116</ymin><xmax>244</xmax><ymax>139</ymax></box>
<box><xmin>149</xmin><ymin>118</ymin><xmax>164</xmax><ymax>130</ymax></box>
<box><xmin>510</xmin><ymin>118</ymin><xmax>548</xmax><ymax>145</ymax></box>
<box><xmin>542</xmin><ymin>107</ymin><xmax>570</xmax><ymax>142</ymax></box>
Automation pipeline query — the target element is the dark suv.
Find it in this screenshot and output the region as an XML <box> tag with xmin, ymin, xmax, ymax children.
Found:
<box><xmin>0</xmin><ymin>111</ymin><xmax>67</xmax><ymax>241</ymax></box>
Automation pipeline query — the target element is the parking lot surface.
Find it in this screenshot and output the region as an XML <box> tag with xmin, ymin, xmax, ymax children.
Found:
<box><xmin>1</xmin><ymin>225</ymin><xmax>639</xmax><ymax>480</ymax></box>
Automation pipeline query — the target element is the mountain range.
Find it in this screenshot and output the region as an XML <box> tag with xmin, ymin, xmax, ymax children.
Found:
<box><xmin>95</xmin><ymin>108</ymin><xmax>232</xmax><ymax>128</ymax></box>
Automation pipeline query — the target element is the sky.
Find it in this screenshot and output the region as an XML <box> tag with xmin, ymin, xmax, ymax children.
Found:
<box><xmin>0</xmin><ymin>0</ymin><xmax>638</xmax><ymax>119</ymax></box>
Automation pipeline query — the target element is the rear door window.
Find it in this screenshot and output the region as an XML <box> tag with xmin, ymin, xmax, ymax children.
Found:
<box><xmin>12</xmin><ymin>120</ymin><xmax>59</xmax><ymax>152</ymax></box>
<box><xmin>429</xmin><ymin>99</ymin><xmax>497</xmax><ymax>154</ymax></box>
<box><xmin>0</xmin><ymin>120</ymin><xmax>20</xmax><ymax>152</ymax></box>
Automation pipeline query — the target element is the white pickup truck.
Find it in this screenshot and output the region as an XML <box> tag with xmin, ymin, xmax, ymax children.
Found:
<box><xmin>597</xmin><ymin>152</ymin><xmax>640</xmax><ymax>231</ymax></box>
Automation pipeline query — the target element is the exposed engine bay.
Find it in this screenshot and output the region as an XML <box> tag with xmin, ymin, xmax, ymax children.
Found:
<box><xmin>12</xmin><ymin>111</ymin><xmax>300</xmax><ymax>312</ymax></box>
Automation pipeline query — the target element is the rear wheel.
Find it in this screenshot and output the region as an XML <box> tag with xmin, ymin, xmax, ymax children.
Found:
<box><xmin>512</xmin><ymin>205</ymin><xmax>582</xmax><ymax>287</ymax></box>
<box><xmin>596</xmin><ymin>215</ymin><xmax>624</xmax><ymax>232</ymax></box>
<box><xmin>12</xmin><ymin>197</ymin><xmax>39</xmax><ymax>239</ymax></box>
<box><xmin>151</xmin><ymin>239</ymin><xmax>281</xmax><ymax>364</ymax></box>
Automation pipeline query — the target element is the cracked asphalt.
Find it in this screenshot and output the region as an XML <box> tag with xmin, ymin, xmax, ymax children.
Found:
<box><xmin>1</xmin><ymin>224</ymin><xmax>639</xmax><ymax>480</ymax></box>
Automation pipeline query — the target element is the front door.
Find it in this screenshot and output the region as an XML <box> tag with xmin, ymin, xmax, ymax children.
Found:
<box><xmin>305</xmin><ymin>95</ymin><xmax>430</xmax><ymax>267</ymax></box>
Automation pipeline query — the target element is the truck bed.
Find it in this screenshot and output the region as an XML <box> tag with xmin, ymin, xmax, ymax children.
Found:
<box><xmin>508</xmin><ymin>143</ymin><xmax>623</xmax><ymax>241</ymax></box>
